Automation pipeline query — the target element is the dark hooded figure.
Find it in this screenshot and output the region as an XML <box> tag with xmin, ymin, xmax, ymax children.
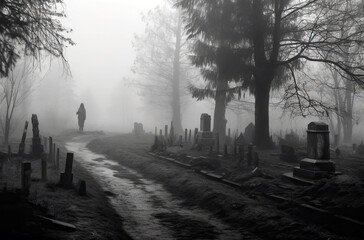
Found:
<box><xmin>76</xmin><ymin>103</ymin><xmax>86</xmax><ymax>131</ymax></box>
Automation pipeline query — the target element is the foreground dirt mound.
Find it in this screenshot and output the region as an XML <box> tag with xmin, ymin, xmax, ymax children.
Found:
<box><xmin>0</xmin><ymin>190</ymin><xmax>48</xmax><ymax>240</ymax></box>
<box><xmin>296</xmin><ymin>175</ymin><xmax>364</xmax><ymax>221</ymax></box>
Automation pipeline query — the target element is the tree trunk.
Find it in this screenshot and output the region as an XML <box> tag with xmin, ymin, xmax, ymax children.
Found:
<box><xmin>254</xmin><ymin>77</ymin><xmax>271</xmax><ymax>149</ymax></box>
<box><xmin>343</xmin><ymin>80</ymin><xmax>353</xmax><ymax>144</ymax></box>
<box><xmin>4</xmin><ymin>114</ymin><xmax>10</xmax><ymax>145</ymax></box>
<box><xmin>171</xmin><ymin>10</ymin><xmax>183</xmax><ymax>135</ymax></box>
<box><xmin>213</xmin><ymin>80</ymin><xmax>228</xmax><ymax>151</ymax></box>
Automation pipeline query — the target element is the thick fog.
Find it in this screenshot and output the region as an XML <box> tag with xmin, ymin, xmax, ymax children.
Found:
<box><xmin>4</xmin><ymin>0</ymin><xmax>364</xmax><ymax>144</ymax></box>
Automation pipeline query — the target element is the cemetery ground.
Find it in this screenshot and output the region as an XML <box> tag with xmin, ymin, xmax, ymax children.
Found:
<box><xmin>0</xmin><ymin>130</ymin><xmax>131</xmax><ymax>240</ymax></box>
<box><xmin>87</xmin><ymin>132</ymin><xmax>364</xmax><ymax>240</ymax></box>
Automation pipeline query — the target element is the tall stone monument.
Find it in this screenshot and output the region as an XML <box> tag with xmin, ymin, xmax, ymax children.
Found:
<box><xmin>287</xmin><ymin>122</ymin><xmax>336</xmax><ymax>181</ymax></box>
<box><xmin>31</xmin><ymin>114</ymin><xmax>43</xmax><ymax>157</ymax></box>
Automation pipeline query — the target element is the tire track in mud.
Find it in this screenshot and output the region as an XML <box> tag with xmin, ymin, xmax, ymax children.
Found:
<box><xmin>66</xmin><ymin>140</ymin><xmax>245</xmax><ymax>240</ymax></box>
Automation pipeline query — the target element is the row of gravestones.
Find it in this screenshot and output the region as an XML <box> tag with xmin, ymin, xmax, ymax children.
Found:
<box><xmin>14</xmin><ymin>114</ymin><xmax>86</xmax><ymax>196</ymax></box>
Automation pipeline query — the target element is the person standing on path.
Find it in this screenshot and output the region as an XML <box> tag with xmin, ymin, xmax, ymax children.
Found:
<box><xmin>76</xmin><ymin>103</ymin><xmax>86</xmax><ymax>132</ymax></box>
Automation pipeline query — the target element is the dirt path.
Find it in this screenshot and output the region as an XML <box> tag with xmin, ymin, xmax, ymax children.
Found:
<box><xmin>85</xmin><ymin>133</ymin><xmax>364</xmax><ymax>240</ymax></box>
<box><xmin>67</xmin><ymin>134</ymin><xmax>249</xmax><ymax>240</ymax></box>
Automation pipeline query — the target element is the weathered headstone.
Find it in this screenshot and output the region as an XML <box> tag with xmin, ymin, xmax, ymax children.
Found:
<box><xmin>155</xmin><ymin>127</ymin><xmax>157</xmax><ymax>136</ymax></box>
<box><xmin>194</xmin><ymin>128</ymin><xmax>198</xmax><ymax>143</ymax></box>
<box><xmin>188</xmin><ymin>129</ymin><xmax>191</xmax><ymax>143</ymax></box>
<box><xmin>21</xmin><ymin>162</ymin><xmax>31</xmax><ymax>196</ymax></box>
<box><xmin>184</xmin><ymin>129</ymin><xmax>188</xmax><ymax>142</ymax></box>
<box><xmin>78</xmin><ymin>180</ymin><xmax>87</xmax><ymax>196</ymax></box>
<box><xmin>170</xmin><ymin>121</ymin><xmax>175</xmax><ymax>145</ymax></box>
<box><xmin>291</xmin><ymin>122</ymin><xmax>335</xmax><ymax>180</ymax></box>
<box><xmin>60</xmin><ymin>153</ymin><xmax>74</xmax><ymax>188</ymax></box>
<box><xmin>31</xmin><ymin>114</ymin><xmax>43</xmax><ymax>157</ymax></box>
<box><xmin>165</xmin><ymin>125</ymin><xmax>168</xmax><ymax>138</ymax></box>
<box><xmin>244</xmin><ymin>123</ymin><xmax>255</xmax><ymax>144</ymax></box>
<box><xmin>18</xmin><ymin>121</ymin><xmax>29</xmax><ymax>156</ymax></box>
<box><xmin>235</xmin><ymin>133</ymin><xmax>245</xmax><ymax>146</ymax></box>
<box><xmin>196</xmin><ymin>113</ymin><xmax>215</xmax><ymax>148</ymax></box>
<box><xmin>200</xmin><ymin>113</ymin><xmax>211</xmax><ymax>131</ymax></box>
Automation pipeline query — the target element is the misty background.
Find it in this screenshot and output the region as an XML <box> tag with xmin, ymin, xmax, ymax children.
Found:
<box><xmin>3</xmin><ymin>0</ymin><xmax>364</xmax><ymax>144</ymax></box>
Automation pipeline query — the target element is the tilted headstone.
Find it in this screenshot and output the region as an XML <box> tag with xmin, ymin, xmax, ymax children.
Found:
<box><xmin>60</xmin><ymin>153</ymin><xmax>74</xmax><ymax>188</ymax></box>
<box><xmin>31</xmin><ymin>114</ymin><xmax>43</xmax><ymax>157</ymax></box>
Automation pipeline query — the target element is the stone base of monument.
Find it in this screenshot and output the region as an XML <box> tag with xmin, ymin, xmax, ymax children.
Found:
<box><xmin>284</xmin><ymin>158</ymin><xmax>340</xmax><ymax>185</ymax></box>
<box><xmin>196</xmin><ymin>131</ymin><xmax>215</xmax><ymax>147</ymax></box>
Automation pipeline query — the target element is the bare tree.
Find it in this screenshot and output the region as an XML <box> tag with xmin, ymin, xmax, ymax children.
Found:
<box><xmin>0</xmin><ymin>59</ymin><xmax>33</xmax><ymax>144</ymax></box>
<box><xmin>0</xmin><ymin>0</ymin><xmax>74</xmax><ymax>78</ymax></box>
<box><xmin>130</xmin><ymin>3</ymin><xmax>199</xmax><ymax>134</ymax></box>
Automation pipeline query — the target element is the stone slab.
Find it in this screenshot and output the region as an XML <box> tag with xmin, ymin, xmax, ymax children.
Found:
<box><xmin>299</xmin><ymin>158</ymin><xmax>335</xmax><ymax>172</ymax></box>
<box><xmin>293</xmin><ymin>167</ymin><xmax>330</xmax><ymax>180</ymax></box>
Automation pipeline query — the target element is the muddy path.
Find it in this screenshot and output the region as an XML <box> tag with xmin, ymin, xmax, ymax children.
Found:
<box><xmin>65</xmin><ymin>135</ymin><xmax>248</xmax><ymax>240</ymax></box>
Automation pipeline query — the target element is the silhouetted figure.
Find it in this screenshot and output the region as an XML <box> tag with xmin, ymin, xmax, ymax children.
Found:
<box><xmin>76</xmin><ymin>103</ymin><xmax>86</xmax><ymax>132</ymax></box>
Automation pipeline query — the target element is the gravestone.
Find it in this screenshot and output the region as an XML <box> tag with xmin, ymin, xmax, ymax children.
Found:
<box><xmin>291</xmin><ymin>122</ymin><xmax>335</xmax><ymax>180</ymax></box>
<box><xmin>235</xmin><ymin>133</ymin><xmax>246</xmax><ymax>146</ymax></box>
<box><xmin>78</xmin><ymin>180</ymin><xmax>87</xmax><ymax>196</ymax></box>
<box><xmin>60</xmin><ymin>153</ymin><xmax>74</xmax><ymax>188</ymax></box>
<box><xmin>134</xmin><ymin>122</ymin><xmax>145</xmax><ymax>135</ymax></box>
<box><xmin>196</xmin><ymin>113</ymin><xmax>215</xmax><ymax>148</ymax></box>
<box><xmin>170</xmin><ymin>121</ymin><xmax>175</xmax><ymax>145</ymax></box>
<box><xmin>244</xmin><ymin>123</ymin><xmax>255</xmax><ymax>144</ymax></box>
<box><xmin>280</xmin><ymin>144</ymin><xmax>297</xmax><ymax>162</ymax></box>
<box><xmin>32</xmin><ymin>114</ymin><xmax>44</xmax><ymax>157</ymax></box>
<box><xmin>21</xmin><ymin>162</ymin><xmax>31</xmax><ymax>196</ymax></box>
<box><xmin>357</xmin><ymin>141</ymin><xmax>364</xmax><ymax>154</ymax></box>
<box><xmin>200</xmin><ymin>113</ymin><xmax>211</xmax><ymax>131</ymax></box>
